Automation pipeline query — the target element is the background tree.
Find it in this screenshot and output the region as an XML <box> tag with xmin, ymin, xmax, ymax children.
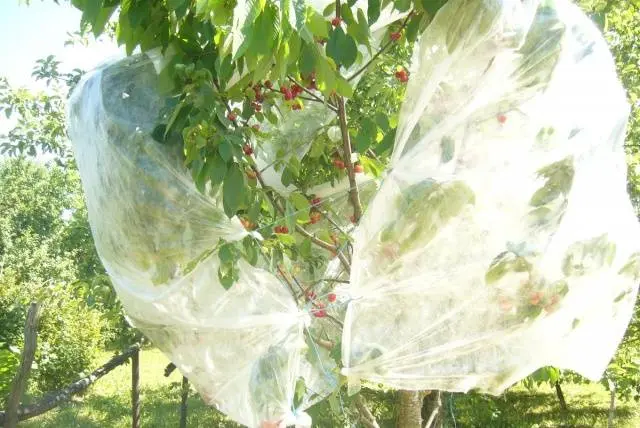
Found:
<box><xmin>0</xmin><ymin>59</ymin><xmax>138</xmax><ymax>405</ymax></box>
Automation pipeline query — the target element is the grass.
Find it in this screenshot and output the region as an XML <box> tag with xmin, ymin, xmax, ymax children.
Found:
<box><xmin>20</xmin><ymin>348</ymin><xmax>640</xmax><ymax>427</ymax></box>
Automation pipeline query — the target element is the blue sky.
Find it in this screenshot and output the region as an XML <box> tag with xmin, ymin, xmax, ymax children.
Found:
<box><xmin>0</xmin><ymin>0</ymin><xmax>122</xmax><ymax>89</ymax></box>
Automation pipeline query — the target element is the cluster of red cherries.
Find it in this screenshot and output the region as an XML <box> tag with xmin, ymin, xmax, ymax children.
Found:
<box><xmin>307</xmin><ymin>290</ymin><xmax>338</xmax><ymax>318</ymax></box>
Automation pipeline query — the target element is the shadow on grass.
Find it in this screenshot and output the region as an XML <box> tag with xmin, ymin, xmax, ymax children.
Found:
<box><xmin>20</xmin><ymin>384</ymin><xmax>242</xmax><ymax>428</ymax></box>
<box><xmin>446</xmin><ymin>390</ymin><xmax>634</xmax><ymax>428</ymax></box>
<box><xmin>20</xmin><ymin>384</ymin><xmax>637</xmax><ymax>427</ymax></box>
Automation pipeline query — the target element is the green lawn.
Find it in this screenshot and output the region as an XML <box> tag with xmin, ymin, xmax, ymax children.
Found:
<box><xmin>21</xmin><ymin>348</ymin><xmax>640</xmax><ymax>427</ymax></box>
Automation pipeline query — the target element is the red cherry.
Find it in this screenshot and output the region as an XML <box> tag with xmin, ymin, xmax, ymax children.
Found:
<box><xmin>309</xmin><ymin>212</ymin><xmax>321</xmax><ymax>224</ymax></box>
<box><xmin>264</xmin><ymin>80</ymin><xmax>273</xmax><ymax>89</ymax></box>
<box><xmin>280</xmin><ymin>85</ymin><xmax>288</xmax><ymax>94</ymax></box>
<box><xmin>255</xmin><ymin>92</ymin><xmax>265</xmax><ymax>103</ymax></box>
<box><xmin>291</xmin><ymin>101</ymin><xmax>302</xmax><ymax>110</ymax></box>
<box><xmin>314</xmin><ymin>309</ymin><xmax>327</xmax><ymax>318</ymax></box>
<box><xmin>529</xmin><ymin>292</ymin><xmax>543</xmax><ymax>306</ymax></box>
<box><xmin>328</xmin><ymin>293</ymin><xmax>337</xmax><ymax>303</ymax></box>
<box><xmin>227</xmin><ymin>112</ymin><xmax>237</xmax><ymax>121</ymax></box>
<box><xmin>280</xmin><ymin>226</ymin><xmax>289</xmax><ymax>234</ymax></box>
<box><xmin>497</xmin><ymin>114</ymin><xmax>507</xmax><ymax>124</ymax></box>
<box><xmin>395</xmin><ymin>69</ymin><xmax>409</xmax><ymax>83</ymax></box>
<box><xmin>252</xmin><ymin>102</ymin><xmax>262</xmax><ymax>112</ymax></box>
<box><xmin>354</xmin><ymin>164</ymin><xmax>364</xmax><ymax>173</ymax></box>
<box><xmin>274</xmin><ymin>226</ymin><xmax>281</xmax><ymax>233</ymax></box>
<box><xmin>311</xmin><ymin>197</ymin><xmax>321</xmax><ymax>206</ymax></box>
<box><xmin>306</xmin><ymin>290</ymin><xmax>317</xmax><ymax>300</ymax></box>
<box><xmin>390</xmin><ymin>32</ymin><xmax>401</xmax><ymax>41</ymax></box>
<box><xmin>331</xmin><ymin>17</ymin><xmax>341</xmax><ymax>27</ymax></box>
<box><xmin>333</xmin><ymin>159</ymin><xmax>345</xmax><ymax>169</ymax></box>
<box><xmin>243</xmin><ymin>144</ymin><xmax>254</xmax><ymax>155</ymax></box>
<box><xmin>498</xmin><ymin>297</ymin><xmax>513</xmax><ymax>312</ymax></box>
<box><xmin>284</xmin><ymin>89</ymin><xmax>294</xmax><ymax>101</ymax></box>
<box><xmin>292</xmin><ymin>84</ymin><xmax>303</xmax><ymax>96</ymax></box>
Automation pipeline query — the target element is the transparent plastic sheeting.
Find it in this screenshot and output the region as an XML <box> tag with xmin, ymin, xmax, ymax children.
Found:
<box><xmin>341</xmin><ymin>0</ymin><xmax>640</xmax><ymax>394</ymax></box>
<box><xmin>67</xmin><ymin>55</ymin><xmax>340</xmax><ymax>427</ymax></box>
<box><xmin>66</xmin><ymin>0</ymin><xmax>640</xmax><ymax>426</ymax></box>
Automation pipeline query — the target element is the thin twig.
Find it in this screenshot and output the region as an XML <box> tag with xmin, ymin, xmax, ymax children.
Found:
<box><xmin>277</xmin><ymin>265</ymin><xmax>299</xmax><ymax>304</ymax></box>
<box><xmin>348</xmin><ymin>11</ymin><xmax>414</xmax><ymax>82</ymax></box>
<box><xmin>253</xmin><ymin>167</ymin><xmax>351</xmax><ymax>271</ymax></box>
<box><xmin>286</xmin><ymin>75</ymin><xmax>338</xmax><ymax>112</ymax></box>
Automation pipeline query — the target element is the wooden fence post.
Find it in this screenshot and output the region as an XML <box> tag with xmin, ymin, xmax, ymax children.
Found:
<box><xmin>131</xmin><ymin>348</ymin><xmax>140</xmax><ymax>428</ymax></box>
<box><xmin>5</xmin><ymin>302</ymin><xmax>40</xmax><ymax>428</ymax></box>
<box><xmin>180</xmin><ymin>376</ymin><xmax>189</xmax><ymax>428</ymax></box>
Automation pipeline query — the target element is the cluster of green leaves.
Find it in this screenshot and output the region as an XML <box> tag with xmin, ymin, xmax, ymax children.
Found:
<box><xmin>68</xmin><ymin>0</ymin><xmax>450</xmax><ymax>293</ymax></box>
<box><xmin>0</xmin><ymin>158</ymin><xmax>115</xmax><ymax>401</ymax></box>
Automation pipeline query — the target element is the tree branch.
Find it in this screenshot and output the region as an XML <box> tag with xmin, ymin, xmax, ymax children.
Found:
<box><xmin>354</xmin><ymin>394</ymin><xmax>380</xmax><ymax>428</ymax></box>
<box><xmin>336</xmin><ymin>96</ymin><xmax>363</xmax><ymax>222</ymax></box>
<box><xmin>252</xmin><ymin>167</ymin><xmax>352</xmax><ymax>271</ymax></box>
<box><xmin>5</xmin><ymin>303</ymin><xmax>40</xmax><ymax>428</ymax></box>
<box><xmin>348</xmin><ymin>12</ymin><xmax>414</xmax><ymax>82</ymax></box>
<box><xmin>0</xmin><ymin>344</ymin><xmax>141</xmax><ymax>425</ymax></box>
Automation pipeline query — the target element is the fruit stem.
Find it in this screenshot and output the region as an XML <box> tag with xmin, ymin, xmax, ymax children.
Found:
<box><xmin>286</xmin><ymin>75</ymin><xmax>338</xmax><ymax>112</ymax></box>
<box><xmin>347</xmin><ymin>11</ymin><xmax>415</xmax><ymax>82</ymax></box>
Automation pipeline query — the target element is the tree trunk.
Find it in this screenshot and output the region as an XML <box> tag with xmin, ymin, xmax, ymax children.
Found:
<box><xmin>5</xmin><ymin>302</ymin><xmax>40</xmax><ymax>428</ymax></box>
<box><xmin>554</xmin><ymin>381</ymin><xmax>568</xmax><ymax>412</ymax></box>
<box><xmin>607</xmin><ymin>379</ymin><xmax>616</xmax><ymax>428</ymax></box>
<box><xmin>421</xmin><ymin>391</ymin><xmax>443</xmax><ymax>428</ymax></box>
<box><xmin>396</xmin><ymin>390</ymin><xmax>427</xmax><ymax>427</ymax></box>
<box><xmin>0</xmin><ymin>343</ymin><xmax>140</xmax><ymax>425</ymax></box>
<box><xmin>180</xmin><ymin>376</ymin><xmax>189</xmax><ymax>428</ymax></box>
<box><xmin>131</xmin><ymin>349</ymin><xmax>140</xmax><ymax>428</ymax></box>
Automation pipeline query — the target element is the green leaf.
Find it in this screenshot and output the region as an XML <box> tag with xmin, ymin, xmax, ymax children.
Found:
<box><xmin>300</xmin><ymin>238</ymin><xmax>312</xmax><ymax>257</ymax></box>
<box><xmin>441</xmin><ymin>136</ymin><xmax>455</xmax><ymax>163</ymax></box>
<box><xmin>210</xmin><ymin>156</ymin><xmax>227</xmax><ymax>187</ymax></box>
<box><xmin>374</xmin><ymin>112</ymin><xmax>389</xmax><ymax>130</ymax></box>
<box><xmin>336</xmin><ymin>76</ymin><xmax>354</xmax><ymax>97</ymax></box>
<box><xmin>219</xmin><ymin>140</ymin><xmax>233</xmax><ymax>162</ymax></box>
<box><xmin>294</xmin><ymin>377</ymin><xmax>306</xmax><ymax>408</ymax></box>
<box><xmin>340</xmin><ymin>4</ymin><xmax>356</xmax><ymax>25</ymax></box>
<box><xmin>307</xmin><ymin>9</ymin><xmax>329</xmax><ymax>39</ymax></box>
<box><xmin>243</xmin><ymin>236</ymin><xmax>259</xmax><ymax>266</ymax></box>
<box><xmin>223</xmin><ymin>164</ymin><xmax>246</xmax><ymax>217</ymax></box>
<box><xmin>167</xmin><ymin>0</ymin><xmax>187</xmax><ymax>10</ymax></box>
<box><xmin>290</xmin><ymin>192</ymin><xmax>310</xmax><ymax>210</ymax></box>
<box><xmin>395</xmin><ymin>0</ymin><xmax>411</xmax><ymax>12</ymax></box>
<box><xmin>285</xmin><ymin>201</ymin><xmax>296</xmax><ymax>233</ymax></box>
<box><xmin>349</xmin><ymin>9</ymin><xmax>371</xmax><ymax>47</ymax></box>
<box><xmin>374</xmin><ymin>128</ymin><xmax>396</xmax><ymax>155</ymax></box>
<box><xmin>368</xmin><ymin>0</ymin><xmax>380</xmax><ymax>24</ymax></box>
<box><xmin>278</xmin><ymin>233</ymin><xmax>297</xmax><ymax>246</ymax></box>
<box><xmin>421</xmin><ymin>0</ymin><xmax>447</xmax><ymax>17</ymax></box>
<box><xmin>299</xmin><ymin>42</ymin><xmax>317</xmax><ymax>75</ymax></box>
<box><xmin>326</xmin><ymin>28</ymin><xmax>358</xmax><ymax>68</ymax></box>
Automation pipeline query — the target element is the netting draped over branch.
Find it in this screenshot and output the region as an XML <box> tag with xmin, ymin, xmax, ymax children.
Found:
<box><xmin>67</xmin><ymin>55</ymin><xmax>340</xmax><ymax>427</ymax></box>
<box><xmin>341</xmin><ymin>0</ymin><xmax>640</xmax><ymax>394</ymax></box>
<box><xmin>67</xmin><ymin>0</ymin><xmax>640</xmax><ymax>426</ymax></box>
